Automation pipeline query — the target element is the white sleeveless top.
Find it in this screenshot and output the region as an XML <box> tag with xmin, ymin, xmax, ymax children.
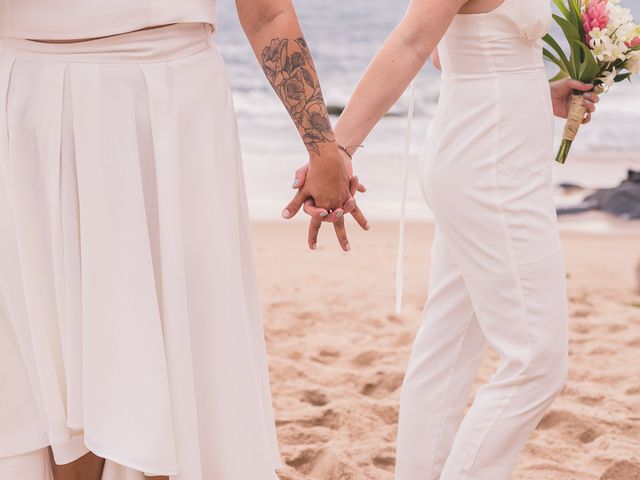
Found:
<box><xmin>0</xmin><ymin>0</ymin><xmax>216</xmax><ymax>40</ymax></box>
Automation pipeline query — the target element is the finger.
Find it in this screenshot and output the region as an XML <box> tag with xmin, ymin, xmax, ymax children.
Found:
<box><xmin>583</xmin><ymin>112</ymin><xmax>592</xmax><ymax>124</ymax></box>
<box><xmin>333</xmin><ymin>217</ymin><xmax>350</xmax><ymax>251</ymax></box>
<box><xmin>343</xmin><ymin>197</ymin><xmax>357</xmax><ymax>214</ymax></box>
<box><xmin>308</xmin><ymin>216</ymin><xmax>322</xmax><ymax>250</ymax></box>
<box><xmin>322</xmin><ymin>208</ymin><xmax>344</xmax><ymax>223</ymax></box>
<box><xmin>349</xmin><ymin>176</ymin><xmax>358</xmax><ymax>197</ymax></box>
<box><xmin>566</xmin><ymin>79</ymin><xmax>593</xmax><ymax>91</ymax></box>
<box><xmin>584</xmin><ymin>99</ymin><xmax>596</xmax><ymax>113</ymax></box>
<box><xmin>292</xmin><ymin>164</ymin><xmax>310</xmax><ymax>190</ymax></box>
<box><xmin>583</xmin><ymin>92</ymin><xmax>600</xmax><ymax>103</ymax></box>
<box><xmin>351</xmin><ymin>206</ymin><xmax>370</xmax><ymax>231</ymax></box>
<box><xmin>282</xmin><ymin>190</ymin><xmax>308</xmax><ymax>219</ymax></box>
<box><xmin>303</xmin><ymin>198</ymin><xmax>329</xmax><ymax>219</ymax></box>
<box><xmin>352</xmin><ymin>175</ymin><xmax>368</xmax><ymax>193</ymax></box>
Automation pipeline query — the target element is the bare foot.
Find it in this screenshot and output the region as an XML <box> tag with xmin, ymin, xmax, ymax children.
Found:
<box><xmin>48</xmin><ymin>449</ymin><xmax>105</xmax><ymax>480</ymax></box>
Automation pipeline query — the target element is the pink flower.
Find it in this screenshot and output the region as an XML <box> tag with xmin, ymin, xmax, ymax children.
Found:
<box><xmin>627</xmin><ymin>37</ymin><xmax>640</xmax><ymax>48</ymax></box>
<box><xmin>582</xmin><ymin>0</ymin><xmax>610</xmax><ymax>43</ymax></box>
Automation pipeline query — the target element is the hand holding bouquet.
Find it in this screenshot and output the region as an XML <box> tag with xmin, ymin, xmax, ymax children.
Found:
<box><xmin>543</xmin><ymin>0</ymin><xmax>640</xmax><ymax>163</ymax></box>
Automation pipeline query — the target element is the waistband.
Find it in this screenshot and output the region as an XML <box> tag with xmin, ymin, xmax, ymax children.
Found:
<box><xmin>440</xmin><ymin>65</ymin><xmax>546</xmax><ymax>81</ymax></box>
<box><xmin>0</xmin><ymin>23</ymin><xmax>213</xmax><ymax>64</ymax></box>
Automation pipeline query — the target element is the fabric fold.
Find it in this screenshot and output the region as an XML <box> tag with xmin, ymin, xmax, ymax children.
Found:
<box><xmin>0</xmin><ymin>23</ymin><xmax>280</xmax><ymax>479</ymax></box>
<box><xmin>69</xmin><ymin>60</ymin><xmax>177</xmax><ymax>474</ymax></box>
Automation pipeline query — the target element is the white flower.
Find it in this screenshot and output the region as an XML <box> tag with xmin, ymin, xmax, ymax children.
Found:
<box><xmin>589</xmin><ymin>27</ymin><xmax>607</xmax><ymax>47</ymax></box>
<box><xmin>594</xmin><ymin>39</ymin><xmax>627</xmax><ymax>62</ymax></box>
<box><xmin>611</xmin><ymin>41</ymin><xmax>629</xmax><ymax>60</ymax></box>
<box><xmin>607</xmin><ymin>3</ymin><xmax>634</xmax><ymax>26</ymax></box>
<box><xmin>601</xmin><ymin>68</ymin><xmax>618</xmax><ymax>87</ymax></box>
<box><xmin>592</xmin><ymin>42</ymin><xmax>609</xmax><ymax>61</ymax></box>
<box><xmin>628</xmin><ymin>53</ymin><xmax>640</xmax><ymax>75</ymax></box>
<box><xmin>617</xmin><ymin>23</ymin><xmax>635</xmax><ymax>41</ymax></box>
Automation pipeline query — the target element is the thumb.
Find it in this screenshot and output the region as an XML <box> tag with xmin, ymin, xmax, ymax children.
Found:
<box><xmin>292</xmin><ymin>164</ymin><xmax>310</xmax><ymax>189</ymax></box>
<box><xmin>566</xmin><ymin>79</ymin><xmax>593</xmax><ymax>92</ymax></box>
<box><xmin>282</xmin><ymin>190</ymin><xmax>307</xmax><ymax>220</ymax></box>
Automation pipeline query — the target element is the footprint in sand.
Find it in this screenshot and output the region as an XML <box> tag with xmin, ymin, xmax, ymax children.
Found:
<box><xmin>395</xmin><ymin>331</ymin><xmax>415</xmax><ymax>347</ymax></box>
<box><xmin>625</xmin><ymin>385</ymin><xmax>640</xmax><ymax>395</ymax></box>
<box><xmin>296</xmin><ymin>311</ymin><xmax>316</xmax><ymax>321</ymax></box>
<box><xmin>278</xmin><ymin>423</ymin><xmax>332</xmax><ymax>445</ymax></box>
<box><xmin>311</xmin><ymin>347</ymin><xmax>342</xmax><ymax>364</ymax></box>
<box><xmin>537</xmin><ymin>410</ymin><xmax>576</xmax><ymax>430</ymax></box>
<box><xmin>372</xmin><ymin>451</ymin><xmax>396</xmax><ymax>472</ymax></box>
<box><xmin>589</xmin><ymin>346</ymin><xmax>617</xmax><ymax>355</ymax></box>
<box><xmin>386</xmin><ymin>313</ymin><xmax>403</xmax><ymax>325</ymax></box>
<box><xmin>627</xmin><ymin>337</ymin><xmax>640</xmax><ymax>348</ymax></box>
<box><xmin>277</xmin><ymin>407</ymin><xmax>340</xmax><ymax>430</ymax></box>
<box><xmin>600</xmin><ymin>460</ymin><xmax>640</xmax><ymax>480</ymax></box>
<box><xmin>590</xmin><ymin>374</ymin><xmax>628</xmax><ymax>385</ymax></box>
<box><xmin>578</xmin><ymin>394</ymin><xmax>605</xmax><ymax>406</ymax></box>
<box><xmin>577</xmin><ymin>427</ymin><xmax>601</xmax><ymax>444</ymax></box>
<box><xmin>571</xmin><ymin>324</ymin><xmax>591</xmax><ymax>334</ymax></box>
<box><xmin>287</xmin><ymin>350</ymin><xmax>303</xmax><ymax>361</ymax></box>
<box><xmin>285</xmin><ymin>447</ymin><xmax>324</xmax><ymax>474</ymax></box>
<box><xmin>302</xmin><ymin>389</ymin><xmax>329</xmax><ymax>407</ymax></box>
<box><xmin>536</xmin><ymin>409</ymin><xmax>602</xmax><ymax>444</ymax></box>
<box><xmin>361</xmin><ymin>371</ymin><xmax>405</xmax><ymax>398</ymax></box>
<box><xmin>286</xmin><ymin>447</ymin><xmax>356</xmax><ymax>479</ymax></box>
<box><xmin>571</xmin><ymin>308</ymin><xmax>592</xmax><ymax>318</ymax></box>
<box><xmin>608</xmin><ymin>323</ymin><xmax>628</xmax><ymax>333</ymax></box>
<box><xmin>311</xmin><ymin>450</ymin><xmax>357</xmax><ymax>479</ymax></box>
<box><xmin>371</xmin><ymin>403</ymin><xmax>399</xmax><ymax>424</ymax></box>
<box><xmin>299</xmin><ymin>408</ymin><xmax>341</xmax><ymax>430</ymax></box>
<box><xmin>350</xmin><ymin>350</ymin><xmax>378</xmax><ymax>367</ymax></box>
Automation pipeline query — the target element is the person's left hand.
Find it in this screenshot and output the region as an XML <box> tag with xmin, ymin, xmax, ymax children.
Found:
<box><xmin>550</xmin><ymin>78</ymin><xmax>600</xmax><ymax>124</ymax></box>
<box><xmin>289</xmin><ymin>151</ymin><xmax>369</xmax><ymax>250</ymax></box>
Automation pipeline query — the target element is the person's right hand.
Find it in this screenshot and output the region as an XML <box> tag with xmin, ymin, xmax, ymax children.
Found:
<box><xmin>288</xmin><ymin>149</ymin><xmax>370</xmax><ymax>251</ymax></box>
<box><xmin>550</xmin><ymin>79</ymin><xmax>600</xmax><ymax>124</ymax></box>
<box><xmin>281</xmin><ymin>147</ymin><xmax>364</xmax><ymax>251</ymax></box>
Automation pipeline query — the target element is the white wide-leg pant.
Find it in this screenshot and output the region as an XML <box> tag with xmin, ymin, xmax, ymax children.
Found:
<box><xmin>395</xmin><ymin>69</ymin><xmax>569</xmax><ymax>479</ymax></box>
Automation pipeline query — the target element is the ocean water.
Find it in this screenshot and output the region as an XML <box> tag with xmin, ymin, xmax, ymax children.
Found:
<box><xmin>215</xmin><ymin>0</ymin><xmax>640</xmax><ymax>220</ymax></box>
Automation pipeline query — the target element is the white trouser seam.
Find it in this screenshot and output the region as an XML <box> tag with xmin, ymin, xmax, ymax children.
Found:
<box><xmin>459</xmin><ymin>47</ymin><xmax>533</xmax><ymax>478</ymax></box>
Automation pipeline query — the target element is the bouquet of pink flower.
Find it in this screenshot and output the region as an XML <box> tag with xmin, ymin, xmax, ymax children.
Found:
<box><xmin>543</xmin><ymin>0</ymin><xmax>640</xmax><ymax>163</ymax></box>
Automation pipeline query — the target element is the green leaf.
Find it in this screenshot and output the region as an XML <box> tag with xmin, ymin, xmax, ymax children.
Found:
<box><xmin>552</xmin><ymin>15</ymin><xmax>585</xmax><ymax>78</ymax></box>
<box><xmin>568</xmin><ymin>0</ymin><xmax>586</xmax><ymax>39</ymax></box>
<box><xmin>553</xmin><ymin>14</ymin><xmax>582</xmax><ymax>45</ymax></box>
<box><xmin>550</xmin><ymin>70</ymin><xmax>570</xmax><ymax>82</ymax></box>
<box><xmin>543</xmin><ymin>34</ymin><xmax>572</xmax><ymax>71</ymax></box>
<box><xmin>575</xmin><ymin>42</ymin><xmax>601</xmax><ymax>82</ymax></box>
<box><xmin>543</xmin><ymin>47</ymin><xmax>569</xmax><ymax>73</ymax></box>
<box><xmin>614</xmin><ymin>72</ymin><xmax>632</xmax><ymax>82</ymax></box>
<box><xmin>551</xmin><ymin>0</ymin><xmax>571</xmax><ymax>19</ymax></box>
<box><xmin>570</xmin><ymin>41</ymin><xmax>582</xmax><ymax>78</ymax></box>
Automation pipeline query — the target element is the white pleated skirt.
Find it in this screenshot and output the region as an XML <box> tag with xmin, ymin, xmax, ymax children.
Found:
<box><xmin>0</xmin><ymin>23</ymin><xmax>280</xmax><ymax>479</ymax></box>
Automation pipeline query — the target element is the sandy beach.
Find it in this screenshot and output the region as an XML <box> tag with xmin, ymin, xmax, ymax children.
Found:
<box><xmin>252</xmin><ymin>219</ymin><xmax>640</xmax><ymax>480</ymax></box>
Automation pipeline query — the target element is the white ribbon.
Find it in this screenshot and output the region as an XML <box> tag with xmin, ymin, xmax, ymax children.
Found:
<box><xmin>395</xmin><ymin>80</ymin><xmax>416</xmax><ymax>314</ymax></box>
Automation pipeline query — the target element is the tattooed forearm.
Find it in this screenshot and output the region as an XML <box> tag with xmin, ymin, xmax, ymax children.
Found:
<box><xmin>260</xmin><ymin>37</ymin><xmax>335</xmax><ymax>155</ymax></box>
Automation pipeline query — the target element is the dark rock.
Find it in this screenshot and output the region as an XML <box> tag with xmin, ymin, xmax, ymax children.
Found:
<box><xmin>557</xmin><ymin>169</ymin><xmax>640</xmax><ymax>220</ymax></box>
<box><xmin>558</xmin><ymin>182</ymin><xmax>586</xmax><ymax>190</ymax></box>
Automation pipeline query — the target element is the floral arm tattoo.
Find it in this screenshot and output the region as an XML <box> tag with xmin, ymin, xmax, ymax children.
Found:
<box><xmin>260</xmin><ymin>37</ymin><xmax>335</xmax><ymax>155</ymax></box>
